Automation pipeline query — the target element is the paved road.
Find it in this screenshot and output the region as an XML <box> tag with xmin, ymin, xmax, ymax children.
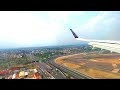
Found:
<box><xmin>35</xmin><ymin>62</ymin><xmax>67</xmax><ymax>79</ymax></box>
<box><xmin>35</xmin><ymin>59</ymin><xmax>94</xmax><ymax>79</ymax></box>
<box><xmin>42</xmin><ymin>62</ymin><xmax>67</xmax><ymax>79</ymax></box>
<box><xmin>48</xmin><ymin>60</ymin><xmax>94</xmax><ymax>79</ymax></box>
<box><xmin>36</xmin><ymin>62</ymin><xmax>54</xmax><ymax>79</ymax></box>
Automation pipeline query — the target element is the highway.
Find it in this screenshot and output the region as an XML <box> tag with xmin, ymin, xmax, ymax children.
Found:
<box><xmin>45</xmin><ymin>62</ymin><xmax>75</xmax><ymax>79</ymax></box>
<box><xmin>35</xmin><ymin>59</ymin><xmax>93</xmax><ymax>79</ymax></box>
<box><xmin>47</xmin><ymin>60</ymin><xmax>94</xmax><ymax>79</ymax></box>
<box><xmin>42</xmin><ymin>62</ymin><xmax>67</xmax><ymax>79</ymax></box>
<box><xmin>35</xmin><ymin>62</ymin><xmax>67</xmax><ymax>79</ymax></box>
<box><xmin>36</xmin><ymin>62</ymin><xmax>55</xmax><ymax>79</ymax></box>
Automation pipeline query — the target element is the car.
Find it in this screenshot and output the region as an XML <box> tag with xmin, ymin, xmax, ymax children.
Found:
<box><xmin>55</xmin><ymin>68</ymin><xmax>58</xmax><ymax>72</ymax></box>
<box><xmin>47</xmin><ymin>70</ymin><xmax>51</xmax><ymax>73</ymax></box>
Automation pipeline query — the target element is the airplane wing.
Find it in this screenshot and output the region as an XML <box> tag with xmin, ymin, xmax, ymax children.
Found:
<box><xmin>70</xmin><ymin>29</ymin><xmax>120</xmax><ymax>53</ymax></box>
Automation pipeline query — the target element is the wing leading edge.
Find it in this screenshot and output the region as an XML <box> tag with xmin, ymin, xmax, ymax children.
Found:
<box><xmin>70</xmin><ymin>29</ymin><xmax>120</xmax><ymax>53</ymax></box>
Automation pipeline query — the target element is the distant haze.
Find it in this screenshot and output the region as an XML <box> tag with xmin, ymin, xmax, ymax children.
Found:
<box><xmin>0</xmin><ymin>11</ymin><xmax>120</xmax><ymax>49</ymax></box>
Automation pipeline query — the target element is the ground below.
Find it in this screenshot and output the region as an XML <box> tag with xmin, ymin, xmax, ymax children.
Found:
<box><xmin>55</xmin><ymin>52</ymin><xmax>120</xmax><ymax>79</ymax></box>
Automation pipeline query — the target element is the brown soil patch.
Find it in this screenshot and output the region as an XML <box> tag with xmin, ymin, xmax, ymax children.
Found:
<box><xmin>63</xmin><ymin>63</ymin><xmax>80</xmax><ymax>69</ymax></box>
<box><xmin>78</xmin><ymin>68</ymin><xmax>120</xmax><ymax>79</ymax></box>
<box><xmin>90</xmin><ymin>59</ymin><xmax>120</xmax><ymax>64</ymax></box>
<box><xmin>55</xmin><ymin>52</ymin><xmax>120</xmax><ymax>79</ymax></box>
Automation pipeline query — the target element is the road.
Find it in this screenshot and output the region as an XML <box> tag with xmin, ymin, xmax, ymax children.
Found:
<box><xmin>35</xmin><ymin>62</ymin><xmax>68</xmax><ymax>79</ymax></box>
<box><xmin>47</xmin><ymin>60</ymin><xmax>94</xmax><ymax>79</ymax></box>
<box><xmin>35</xmin><ymin>59</ymin><xmax>93</xmax><ymax>79</ymax></box>
<box><xmin>36</xmin><ymin>62</ymin><xmax>55</xmax><ymax>79</ymax></box>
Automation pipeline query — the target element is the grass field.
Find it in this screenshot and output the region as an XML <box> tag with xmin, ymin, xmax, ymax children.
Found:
<box><xmin>55</xmin><ymin>52</ymin><xmax>120</xmax><ymax>79</ymax></box>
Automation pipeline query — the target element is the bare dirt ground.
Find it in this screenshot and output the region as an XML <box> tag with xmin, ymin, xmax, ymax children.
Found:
<box><xmin>55</xmin><ymin>52</ymin><xmax>120</xmax><ymax>79</ymax></box>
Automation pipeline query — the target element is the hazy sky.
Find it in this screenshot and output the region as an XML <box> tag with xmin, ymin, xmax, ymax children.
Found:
<box><xmin>0</xmin><ymin>11</ymin><xmax>120</xmax><ymax>48</ymax></box>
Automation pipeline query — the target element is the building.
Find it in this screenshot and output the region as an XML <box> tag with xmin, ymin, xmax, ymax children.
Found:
<box><xmin>12</xmin><ymin>74</ymin><xmax>16</xmax><ymax>79</ymax></box>
<box><xmin>19</xmin><ymin>71</ymin><xmax>25</xmax><ymax>78</ymax></box>
<box><xmin>34</xmin><ymin>72</ymin><xmax>41</xmax><ymax>79</ymax></box>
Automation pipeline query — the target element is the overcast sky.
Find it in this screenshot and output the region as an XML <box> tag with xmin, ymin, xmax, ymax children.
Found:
<box><xmin>0</xmin><ymin>11</ymin><xmax>120</xmax><ymax>48</ymax></box>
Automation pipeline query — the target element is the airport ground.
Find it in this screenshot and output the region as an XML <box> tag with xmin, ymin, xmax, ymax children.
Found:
<box><xmin>55</xmin><ymin>52</ymin><xmax>120</xmax><ymax>79</ymax></box>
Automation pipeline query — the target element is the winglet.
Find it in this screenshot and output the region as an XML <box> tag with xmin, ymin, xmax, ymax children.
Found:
<box><xmin>70</xmin><ymin>29</ymin><xmax>79</xmax><ymax>38</ymax></box>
